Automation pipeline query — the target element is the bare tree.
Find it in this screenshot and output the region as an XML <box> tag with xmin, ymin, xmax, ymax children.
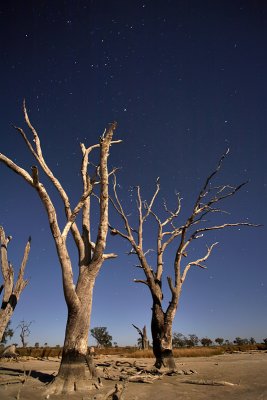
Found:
<box><xmin>17</xmin><ymin>319</ymin><xmax>32</xmax><ymax>347</ymax></box>
<box><xmin>0</xmin><ymin>227</ymin><xmax>30</xmax><ymax>342</ymax></box>
<box><xmin>110</xmin><ymin>150</ymin><xmax>259</xmax><ymax>370</ymax></box>
<box><xmin>0</xmin><ymin>102</ymin><xmax>121</xmax><ymax>394</ymax></box>
<box><xmin>132</xmin><ymin>324</ymin><xmax>149</xmax><ymax>350</ymax></box>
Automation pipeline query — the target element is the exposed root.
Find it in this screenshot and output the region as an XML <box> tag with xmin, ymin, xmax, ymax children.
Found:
<box><xmin>100</xmin><ymin>359</ymin><xmax>197</xmax><ymax>384</ymax></box>
<box><xmin>43</xmin><ymin>351</ymin><xmax>102</xmax><ymax>396</ymax></box>
<box><xmin>92</xmin><ymin>383</ymin><xmax>127</xmax><ymax>400</ymax></box>
<box><xmin>103</xmin><ymin>383</ymin><xmax>127</xmax><ymax>400</ymax></box>
<box><xmin>44</xmin><ymin>376</ymin><xmax>97</xmax><ymax>397</ymax></box>
<box><xmin>115</xmin><ymin>361</ymin><xmax>133</xmax><ymax>368</ymax></box>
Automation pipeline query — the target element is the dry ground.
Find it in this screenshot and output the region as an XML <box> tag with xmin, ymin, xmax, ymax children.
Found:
<box><xmin>0</xmin><ymin>351</ymin><xmax>266</xmax><ymax>399</ymax></box>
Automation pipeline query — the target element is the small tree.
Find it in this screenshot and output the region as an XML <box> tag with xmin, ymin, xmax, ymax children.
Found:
<box><xmin>34</xmin><ymin>342</ymin><xmax>40</xmax><ymax>348</ymax></box>
<box><xmin>172</xmin><ymin>332</ymin><xmax>186</xmax><ymax>348</ymax></box>
<box><xmin>186</xmin><ymin>334</ymin><xmax>199</xmax><ymax>347</ymax></box>
<box><xmin>110</xmin><ymin>149</ymin><xmax>259</xmax><ymax>369</ymax></box>
<box><xmin>249</xmin><ymin>337</ymin><xmax>256</xmax><ymax>345</ymax></box>
<box><xmin>201</xmin><ymin>337</ymin><xmax>213</xmax><ymax>347</ymax></box>
<box><xmin>17</xmin><ymin>320</ymin><xmax>32</xmax><ymax>347</ymax></box>
<box><xmin>263</xmin><ymin>338</ymin><xmax>267</xmax><ymax>345</ymax></box>
<box><xmin>132</xmin><ymin>324</ymin><xmax>149</xmax><ymax>350</ymax></box>
<box><xmin>215</xmin><ymin>337</ymin><xmax>224</xmax><ymax>346</ymax></box>
<box><xmin>90</xmin><ymin>327</ymin><xmax>112</xmax><ymax>347</ymax></box>
<box><xmin>0</xmin><ymin>227</ymin><xmax>30</xmax><ymax>342</ymax></box>
<box><xmin>1</xmin><ymin>320</ymin><xmax>14</xmax><ymax>344</ymax></box>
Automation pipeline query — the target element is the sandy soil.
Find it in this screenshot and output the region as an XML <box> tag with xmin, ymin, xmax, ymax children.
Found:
<box><xmin>0</xmin><ymin>351</ymin><xmax>266</xmax><ymax>399</ymax></box>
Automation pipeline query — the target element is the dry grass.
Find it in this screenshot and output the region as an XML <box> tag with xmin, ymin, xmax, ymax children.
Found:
<box><xmin>13</xmin><ymin>343</ymin><xmax>266</xmax><ymax>359</ymax></box>
<box><xmin>127</xmin><ymin>347</ymin><xmax>225</xmax><ymax>358</ymax></box>
<box><xmin>94</xmin><ymin>346</ymin><xmax>224</xmax><ymax>358</ymax></box>
<box><xmin>224</xmin><ymin>343</ymin><xmax>265</xmax><ymax>352</ymax></box>
<box><xmin>16</xmin><ymin>347</ymin><xmax>62</xmax><ymax>358</ymax></box>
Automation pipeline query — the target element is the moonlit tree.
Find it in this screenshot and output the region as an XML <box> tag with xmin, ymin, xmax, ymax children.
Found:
<box><xmin>0</xmin><ymin>102</ymin><xmax>121</xmax><ymax>395</ymax></box>
<box><xmin>110</xmin><ymin>150</ymin><xmax>259</xmax><ymax>370</ymax></box>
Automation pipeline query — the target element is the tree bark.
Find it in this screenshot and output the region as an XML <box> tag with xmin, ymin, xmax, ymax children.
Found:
<box><xmin>45</xmin><ymin>278</ymin><xmax>99</xmax><ymax>395</ymax></box>
<box><xmin>142</xmin><ymin>325</ymin><xmax>149</xmax><ymax>350</ymax></box>
<box><xmin>151</xmin><ymin>302</ymin><xmax>176</xmax><ymax>370</ymax></box>
<box><xmin>0</xmin><ymin>306</ymin><xmax>14</xmax><ymax>343</ymax></box>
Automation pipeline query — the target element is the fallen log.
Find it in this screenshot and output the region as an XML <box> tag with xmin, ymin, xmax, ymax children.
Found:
<box><xmin>0</xmin><ymin>377</ymin><xmax>26</xmax><ymax>385</ymax></box>
<box><xmin>128</xmin><ymin>374</ymin><xmax>161</xmax><ymax>384</ymax></box>
<box><xmin>184</xmin><ymin>379</ymin><xmax>237</xmax><ymax>386</ymax></box>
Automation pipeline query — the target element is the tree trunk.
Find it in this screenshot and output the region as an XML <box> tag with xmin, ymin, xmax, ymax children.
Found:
<box><xmin>0</xmin><ymin>306</ymin><xmax>13</xmax><ymax>342</ymax></box>
<box><xmin>132</xmin><ymin>324</ymin><xmax>149</xmax><ymax>350</ymax></box>
<box><xmin>142</xmin><ymin>325</ymin><xmax>149</xmax><ymax>350</ymax></box>
<box><xmin>45</xmin><ymin>280</ymin><xmax>99</xmax><ymax>395</ymax></box>
<box><xmin>151</xmin><ymin>302</ymin><xmax>176</xmax><ymax>370</ymax></box>
<box><xmin>0</xmin><ymin>227</ymin><xmax>30</xmax><ymax>343</ymax></box>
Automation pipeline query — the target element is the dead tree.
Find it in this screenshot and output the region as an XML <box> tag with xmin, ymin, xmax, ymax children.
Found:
<box><xmin>132</xmin><ymin>324</ymin><xmax>149</xmax><ymax>349</ymax></box>
<box><xmin>17</xmin><ymin>320</ymin><xmax>32</xmax><ymax>347</ymax></box>
<box><xmin>0</xmin><ymin>102</ymin><xmax>121</xmax><ymax>395</ymax></box>
<box><xmin>0</xmin><ymin>227</ymin><xmax>30</xmax><ymax>342</ymax></box>
<box><xmin>110</xmin><ymin>150</ymin><xmax>259</xmax><ymax>370</ymax></box>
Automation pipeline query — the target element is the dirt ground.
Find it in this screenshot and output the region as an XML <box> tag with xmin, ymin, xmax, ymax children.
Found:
<box><xmin>0</xmin><ymin>351</ymin><xmax>266</xmax><ymax>399</ymax></box>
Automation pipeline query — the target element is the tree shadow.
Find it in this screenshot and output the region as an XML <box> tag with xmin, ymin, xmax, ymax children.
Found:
<box><xmin>0</xmin><ymin>367</ymin><xmax>54</xmax><ymax>383</ymax></box>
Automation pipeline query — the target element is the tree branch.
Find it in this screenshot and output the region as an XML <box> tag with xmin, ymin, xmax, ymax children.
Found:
<box><xmin>0</xmin><ymin>150</ymin><xmax>78</xmax><ymax>308</ymax></box>
<box><xmin>181</xmin><ymin>242</ymin><xmax>218</xmax><ymax>284</ymax></box>
<box><xmin>162</xmin><ymin>193</ymin><xmax>182</xmax><ymax>227</ymax></box>
<box><xmin>92</xmin><ymin>122</ymin><xmax>119</xmax><ymax>261</ymax></box>
<box><xmin>61</xmin><ymin>181</ymin><xmax>94</xmax><ymax>241</ymax></box>
<box><xmin>133</xmin><ymin>278</ymin><xmax>149</xmax><ymax>286</ymax></box>
<box><xmin>167</xmin><ymin>276</ymin><xmax>175</xmax><ymax>296</ymax></box>
<box><xmin>103</xmin><ymin>252</ymin><xmax>117</xmax><ymax>259</ymax></box>
<box><xmin>143</xmin><ymin>178</ymin><xmax>160</xmax><ymax>221</ymax></box>
<box><xmin>190</xmin><ymin>222</ymin><xmax>261</xmax><ymax>241</ymax></box>
<box><xmin>110</xmin><ymin>175</ymin><xmax>135</xmax><ymax>240</ymax></box>
<box><xmin>14</xmin><ymin>236</ymin><xmax>31</xmax><ymax>295</ymax></box>
<box><xmin>15</xmin><ymin>102</ymin><xmax>85</xmax><ymax>256</ymax></box>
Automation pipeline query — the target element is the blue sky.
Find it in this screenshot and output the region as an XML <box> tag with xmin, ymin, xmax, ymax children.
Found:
<box><xmin>0</xmin><ymin>0</ymin><xmax>266</xmax><ymax>346</ymax></box>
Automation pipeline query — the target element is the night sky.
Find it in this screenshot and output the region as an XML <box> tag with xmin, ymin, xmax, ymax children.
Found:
<box><xmin>0</xmin><ymin>0</ymin><xmax>266</xmax><ymax>347</ymax></box>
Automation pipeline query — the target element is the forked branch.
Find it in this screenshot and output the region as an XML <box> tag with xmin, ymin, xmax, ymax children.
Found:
<box><xmin>180</xmin><ymin>242</ymin><xmax>218</xmax><ymax>284</ymax></box>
